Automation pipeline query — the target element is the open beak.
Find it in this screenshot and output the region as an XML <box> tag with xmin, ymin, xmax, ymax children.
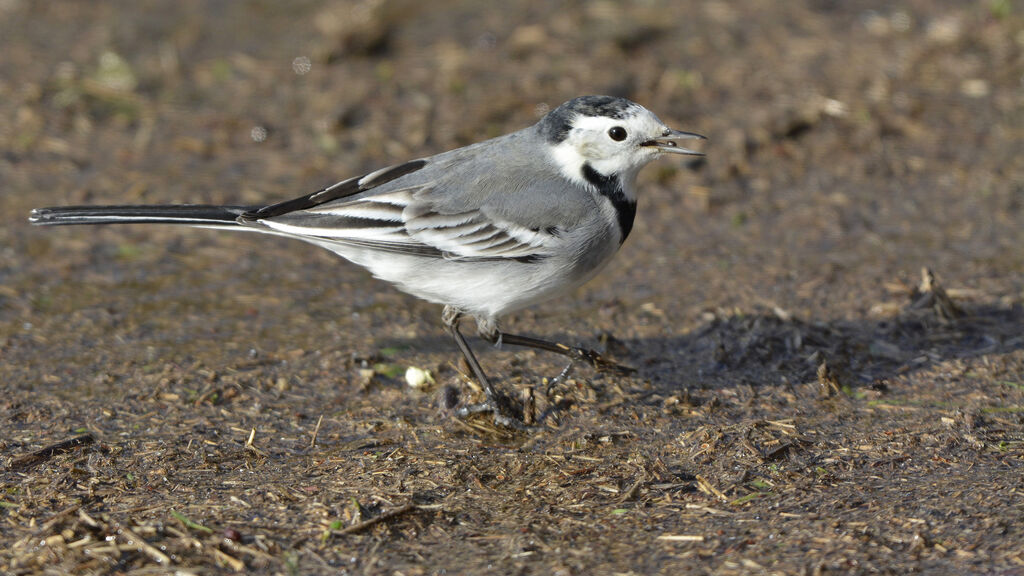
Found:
<box><xmin>642</xmin><ymin>128</ymin><xmax>706</xmax><ymax>156</ymax></box>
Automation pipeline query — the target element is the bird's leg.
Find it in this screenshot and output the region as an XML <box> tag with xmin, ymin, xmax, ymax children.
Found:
<box><xmin>479</xmin><ymin>330</ymin><xmax>633</xmax><ymax>425</ymax></box>
<box><xmin>442</xmin><ymin>306</ymin><xmax>527</xmax><ymax>428</ymax></box>
<box><xmin>486</xmin><ymin>332</ymin><xmax>635</xmax><ymax>376</ymax></box>
<box><xmin>443</xmin><ymin>306</ymin><xmax>499</xmax><ymax>404</ymax></box>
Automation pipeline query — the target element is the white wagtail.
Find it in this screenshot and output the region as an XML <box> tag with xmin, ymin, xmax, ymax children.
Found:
<box><xmin>30</xmin><ymin>95</ymin><xmax>704</xmax><ymax>427</ymax></box>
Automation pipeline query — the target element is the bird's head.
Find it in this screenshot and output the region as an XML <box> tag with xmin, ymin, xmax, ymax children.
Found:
<box><xmin>538</xmin><ymin>95</ymin><xmax>705</xmax><ymax>187</ymax></box>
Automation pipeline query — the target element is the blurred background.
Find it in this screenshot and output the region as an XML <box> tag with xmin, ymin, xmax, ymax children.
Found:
<box><xmin>2</xmin><ymin>1</ymin><xmax>1020</xmax><ymax>326</ymax></box>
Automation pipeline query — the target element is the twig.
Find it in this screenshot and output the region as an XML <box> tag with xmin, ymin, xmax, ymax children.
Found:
<box><xmin>310</xmin><ymin>414</ymin><xmax>324</xmax><ymax>449</ymax></box>
<box><xmin>618</xmin><ymin>479</ymin><xmax>643</xmax><ymax>503</ymax></box>
<box><xmin>244</xmin><ymin>428</ymin><xmax>266</xmax><ymax>457</ymax></box>
<box><xmin>910</xmin><ymin>267</ymin><xmax>963</xmax><ymax>321</ymax></box>
<box><xmin>9</xmin><ymin>433</ymin><xmax>95</xmax><ymax>470</ymax></box>
<box><xmin>657</xmin><ymin>534</ymin><xmax>705</xmax><ymax>542</ymax></box>
<box><xmin>212</xmin><ymin>547</ymin><xmax>245</xmax><ymax>572</ymax></box>
<box><xmin>28</xmin><ymin>504</ymin><xmax>82</xmax><ymax>539</ymax></box>
<box><xmin>116</xmin><ymin>524</ymin><xmax>171</xmax><ymax>565</ymax></box>
<box><xmin>330</xmin><ymin>503</ymin><xmax>417</xmax><ymax>536</ymax></box>
<box><xmin>695</xmin><ymin>474</ymin><xmax>730</xmax><ymax>502</ymax></box>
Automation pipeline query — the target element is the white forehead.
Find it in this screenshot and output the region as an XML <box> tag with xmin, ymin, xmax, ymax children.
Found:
<box><xmin>568</xmin><ymin>107</ymin><xmax>665</xmax><ymax>135</ymax></box>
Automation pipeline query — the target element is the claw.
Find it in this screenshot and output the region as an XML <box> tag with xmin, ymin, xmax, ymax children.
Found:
<box><xmin>568</xmin><ymin>346</ymin><xmax>635</xmax><ymax>375</ymax></box>
<box><xmin>544</xmin><ymin>361</ymin><xmax>576</xmax><ymax>396</ymax></box>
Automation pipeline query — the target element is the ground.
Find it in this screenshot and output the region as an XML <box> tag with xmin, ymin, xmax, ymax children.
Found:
<box><xmin>1</xmin><ymin>1</ymin><xmax>1022</xmax><ymax>574</ymax></box>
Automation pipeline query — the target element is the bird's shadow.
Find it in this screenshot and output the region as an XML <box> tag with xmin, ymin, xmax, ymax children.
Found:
<box><xmin>378</xmin><ymin>277</ymin><xmax>1023</xmax><ymax>396</ymax></box>
<box><xmin>630</xmin><ymin>299</ymin><xmax>1022</xmax><ymax>395</ymax></box>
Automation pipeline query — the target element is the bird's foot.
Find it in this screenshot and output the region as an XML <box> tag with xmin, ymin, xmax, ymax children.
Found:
<box><xmin>563</xmin><ymin>345</ymin><xmax>635</xmax><ymax>375</ymax></box>
<box><xmin>543</xmin><ymin>361</ymin><xmax>576</xmax><ymax>396</ymax></box>
<box><xmin>445</xmin><ymin>385</ymin><xmax>573</xmax><ymax>432</ymax></box>
<box><xmin>454</xmin><ymin>399</ymin><xmax>533</xmax><ymax>431</ymax></box>
<box><xmin>444</xmin><ymin>386</ymin><xmax>535</xmax><ymax>431</ymax></box>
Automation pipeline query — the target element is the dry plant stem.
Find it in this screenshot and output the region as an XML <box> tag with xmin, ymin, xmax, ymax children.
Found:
<box><xmin>9</xmin><ymin>433</ymin><xmax>95</xmax><ymax>470</ymax></box>
<box><xmin>330</xmin><ymin>503</ymin><xmax>417</xmax><ymax>537</ymax></box>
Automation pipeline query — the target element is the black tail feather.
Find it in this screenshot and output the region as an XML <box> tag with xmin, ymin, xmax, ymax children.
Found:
<box><xmin>28</xmin><ymin>205</ymin><xmax>258</xmax><ymax>226</ymax></box>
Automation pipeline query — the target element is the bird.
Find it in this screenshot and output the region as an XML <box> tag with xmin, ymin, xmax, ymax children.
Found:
<box><xmin>29</xmin><ymin>95</ymin><xmax>705</xmax><ymax>428</ymax></box>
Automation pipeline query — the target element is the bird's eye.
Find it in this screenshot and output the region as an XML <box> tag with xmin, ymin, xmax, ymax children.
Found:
<box><xmin>608</xmin><ymin>126</ymin><xmax>627</xmax><ymax>141</ymax></box>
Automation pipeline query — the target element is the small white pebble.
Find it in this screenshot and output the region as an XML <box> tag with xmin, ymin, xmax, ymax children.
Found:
<box><xmin>822</xmin><ymin>98</ymin><xmax>848</xmax><ymax>118</ymax></box>
<box><xmin>405</xmin><ymin>366</ymin><xmax>434</xmax><ymax>389</ymax></box>
<box><xmin>292</xmin><ymin>56</ymin><xmax>312</xmax><ymax>75</ymax></box>
<box><xmin>961</xmin><ymin>79</ymin><xmax>989</xmax><ymax>98</ymax></box>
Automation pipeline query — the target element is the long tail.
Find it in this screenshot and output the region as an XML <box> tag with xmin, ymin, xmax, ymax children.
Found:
<box><xmin>28</xmin><ymin>205</ymin><xmax>258</xmax><ymax>226</ymax></box>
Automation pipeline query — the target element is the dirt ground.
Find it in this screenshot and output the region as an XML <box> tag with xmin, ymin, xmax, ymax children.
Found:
<box><xmin>1</xmin><ymin>1</ymin><xmax>1022</xmax><ymax>574</ymax></box>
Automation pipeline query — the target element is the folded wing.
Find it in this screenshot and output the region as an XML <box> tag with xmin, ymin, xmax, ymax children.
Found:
<box><xmin>251</xmin><ymin>158</ymin><xmax>556</xmax><ymax>262</ymax></box>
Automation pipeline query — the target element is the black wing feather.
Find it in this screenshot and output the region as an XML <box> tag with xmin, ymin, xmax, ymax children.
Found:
<box><xmin>241</xmin><ymin>159</ymin><xmax>426</xmax><ymax>221</ymax></box>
